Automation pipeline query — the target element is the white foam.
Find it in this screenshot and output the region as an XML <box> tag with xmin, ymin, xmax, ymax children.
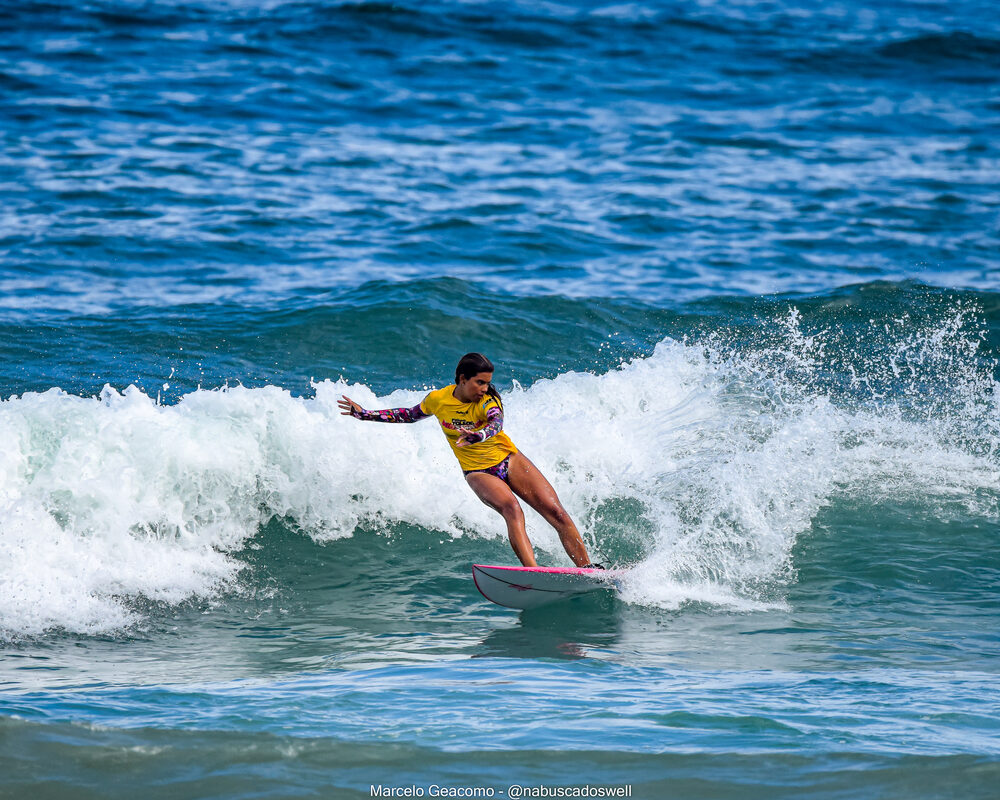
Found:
<box><xmin>2</xmin><ymin>310</ymin><xmax>998</xmax><ymax>636</ymax></box>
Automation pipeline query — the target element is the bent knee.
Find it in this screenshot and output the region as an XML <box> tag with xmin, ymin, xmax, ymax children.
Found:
<box><xmin>545</xmin><ymin>504</ymin><xmax>571</xmax><ymax>527</ymax></box>
<box><xmin>498</xmin><ymin>499</ymin><xmax>523</xmax><ymax>520</ymax></box>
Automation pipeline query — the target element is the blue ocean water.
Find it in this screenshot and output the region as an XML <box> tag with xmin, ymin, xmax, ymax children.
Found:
<box><xmin>2</xmin><ymin>1</ymin><xmax>1000</xmax><ymax>797</ymax></box>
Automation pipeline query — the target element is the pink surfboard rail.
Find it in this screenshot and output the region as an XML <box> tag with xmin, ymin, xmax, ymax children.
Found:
<box><xmin>476</xmin><ymin>564</ymin><xmax>607</xmax><ymax>575</ymax></box>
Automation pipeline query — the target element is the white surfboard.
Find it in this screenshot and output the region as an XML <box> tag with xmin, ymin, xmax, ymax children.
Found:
<box><xmin>472</xmin><ymin>564</ymin><xmax>621</xmax><ymax>610</ymax></box>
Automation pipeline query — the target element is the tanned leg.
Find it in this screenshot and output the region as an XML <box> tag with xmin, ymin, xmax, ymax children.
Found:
<box><xmin>505</xmin><ymin>452</ymin><xmax>591</xmax><ymax>567</ymax></box>
<box><xmin>465</xmin><ymin>472</ymin><xmax>537</xmax><ymax>567</ymax></box>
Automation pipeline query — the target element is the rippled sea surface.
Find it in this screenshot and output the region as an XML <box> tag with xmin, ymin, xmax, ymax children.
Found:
<box><xmin>2</xmin><ymin>1</ymin><xmax>1000</xmax><ymax>798</ymax></box>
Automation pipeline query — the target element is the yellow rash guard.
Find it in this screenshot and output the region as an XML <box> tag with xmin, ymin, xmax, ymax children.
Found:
<box><xmin>420</xmin><ymin>385</ymin><xmax>518</xmax><ymax>471</ymax></box>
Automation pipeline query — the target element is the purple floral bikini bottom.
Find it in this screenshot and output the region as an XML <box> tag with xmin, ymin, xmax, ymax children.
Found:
<box><xmin>462</xmin><ymin>454</ymin><xmax>512</xmax><ymax>484</ymax></box>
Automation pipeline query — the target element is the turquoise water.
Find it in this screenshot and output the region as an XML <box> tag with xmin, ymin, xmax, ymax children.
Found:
<box><xmin>2</xmin><ymin>1</ymin><xmax>1000</xmax><ymax>797</ymax></box>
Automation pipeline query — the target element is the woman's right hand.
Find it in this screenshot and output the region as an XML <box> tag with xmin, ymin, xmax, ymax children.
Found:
<box><xmin>338</xmin><ymin>395</ymin><xmax>362</xmax><ymax>416</ymax></box>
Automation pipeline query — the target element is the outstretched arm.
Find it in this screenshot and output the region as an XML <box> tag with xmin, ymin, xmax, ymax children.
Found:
<box><xmin>338</xmin><ymin>395</ymin><xmax>429</xmax><ymax>423</ymax></box>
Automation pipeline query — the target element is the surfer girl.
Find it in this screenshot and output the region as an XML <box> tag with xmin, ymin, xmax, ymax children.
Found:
<box><xmin>337</xmin><ymin>353</ymin><xmax>602</xmax><ymax>569</ymax></box>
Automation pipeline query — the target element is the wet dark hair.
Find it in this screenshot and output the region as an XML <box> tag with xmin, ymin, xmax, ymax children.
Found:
<box><xmin>455</xmin><ymin>352</ymin><xmax>502</xmax><ymax>411</ymax></box>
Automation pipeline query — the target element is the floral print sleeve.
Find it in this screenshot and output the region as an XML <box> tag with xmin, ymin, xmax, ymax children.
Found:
<box><xmin>351</xmin><ymin>403</ymin><xmax>429</xmax><ymax>423</ymax></box>
<box><xmin>465</xmin><ymin>405</ymin><xmax>503</xmax><ymax>443</ymax></box>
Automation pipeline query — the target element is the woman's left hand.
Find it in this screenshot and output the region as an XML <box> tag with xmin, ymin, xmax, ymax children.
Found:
<box><xmin>456</xmin><ymin>432</ymin><xmax>479</xmax><ymax>447</ymax></box>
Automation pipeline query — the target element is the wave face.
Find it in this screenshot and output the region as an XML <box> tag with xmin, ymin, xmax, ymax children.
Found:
<box><xmin>3</xmin><ymin>294</ymin><xmax>997</xmax><ymax>638</ymax></box>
